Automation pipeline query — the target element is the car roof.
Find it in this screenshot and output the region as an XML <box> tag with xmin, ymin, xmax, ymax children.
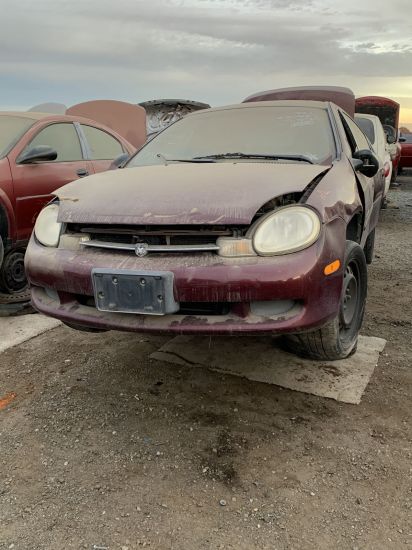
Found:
<box><xmin>187</xmin><ymin>100</ymin><xmax>330</xmax><ymax>117</ymax></box>
<box><xmin>0</xmin><ymin>110</ymin><xmax>106</xmax><ymax>125</ymax></box>
<box><xmin>0</xmin><ymin>111</ymin><xmax>136</xmax><ymax>151</ymax></box>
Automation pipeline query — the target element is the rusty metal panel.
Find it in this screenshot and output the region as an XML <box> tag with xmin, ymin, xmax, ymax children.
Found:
<box><xmin>355</xmin><ymin>96</ymin><xmax>400</xmax><ymax>130</ymax></box>
<box><xmin>67</xmin><ymin>100</ymin><xmax>147</xmax><ymax>149</ymax></box>
<box><xmin>139</xmin><ymin>99</ymin><xmax>210</xmax><ymax>138</ymax></box>
<box><xmin>244</xmin><ymin>86</ymin><xmax>355</xmax><ymax>117</ymax></box>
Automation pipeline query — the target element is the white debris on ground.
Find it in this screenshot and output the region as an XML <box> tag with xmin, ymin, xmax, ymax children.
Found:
<box><xmin>0</xmin><ymin>314</ymin><xmax>61</xmax><ymax>354</ymax></box>
<box><xmin>151</xmin><ymin>335</ymin><xmax>386</xmax><ymax>404</ymax></box>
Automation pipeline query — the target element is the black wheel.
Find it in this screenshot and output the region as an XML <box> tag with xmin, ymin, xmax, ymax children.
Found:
<box><xmin>391</xmin><ymin>166</ymin><xmax>398</xmax><ymax>182</ymax></box>
<box><xmin>364</xmin><ymin>228</ymin><xmax>375</xmax><ymax>264</ymax></box>
<box><xmin>0</xmin><ymin>249</ymin><xmax>28</xmax><ymax>294</ymax></box>
<box><xmin>284</xmin><ymin>241</ymin><xmax>367</xmax><ymax>360</ymax></box>
<box><xmin>0</xmin><ymin>235</ymin><xmax>4</xmax><ymax>268</ymax></box>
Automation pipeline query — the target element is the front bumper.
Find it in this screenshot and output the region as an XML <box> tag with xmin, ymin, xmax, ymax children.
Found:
<box><xmin>25</xmin><ymin>222</ymin><xmax>345</xmax><ymax>335</ymax></box>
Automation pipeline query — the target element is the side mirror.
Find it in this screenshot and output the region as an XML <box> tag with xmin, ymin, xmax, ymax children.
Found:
<box><xmin>399</xmin><ymin>137</ymin><xmax>406</xmax><ymax>143</ymax></box>
<box><xmin>352</xmin><ymin>149</ymin><xmax>379</xmax><ymax>178</ymax></box>
<box><xmin>109</xmin><ymin>152</ymin><xmax>130</xmax><ymax>170</ymax></box>
<box><xmin>18</xmin><ymin>146</ymin><xmax>58</xmax><ymax>164</ymax></box>
<box><xmin>386</xmin><ymin>133</ymin><xmax>396</xmax><ymax>144</ymax></box>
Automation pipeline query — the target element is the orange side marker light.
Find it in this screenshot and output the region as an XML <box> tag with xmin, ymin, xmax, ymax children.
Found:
<box><xmin>0</xmin><ymin>392</ymin><xmax>17</xmax><ymax>411</ymax></box>
<box><xmin>324</xmin><ymin>260</ymin><xmax>341</xmax><ymax>276</ymax></box>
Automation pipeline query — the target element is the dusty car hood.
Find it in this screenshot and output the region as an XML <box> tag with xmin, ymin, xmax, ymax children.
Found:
<box><xmin>56</xmin><ymin>163</ymin><xmax>329</xmax><ymax>225</ymax></box>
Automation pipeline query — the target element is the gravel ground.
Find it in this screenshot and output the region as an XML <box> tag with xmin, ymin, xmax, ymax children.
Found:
<box><xmin>0</xmin><ymin>174</ymin><xmax>411</xmax><ymax>550</ymax></box>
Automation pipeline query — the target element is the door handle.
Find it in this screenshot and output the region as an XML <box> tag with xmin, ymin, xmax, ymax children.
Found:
<box><xmin>76</xmin><ymin>168</ymin><xmax>89</xmax><ymax>177</ymax></box>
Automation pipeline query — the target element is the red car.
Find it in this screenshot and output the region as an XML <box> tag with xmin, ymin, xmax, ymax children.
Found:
<box><xmin>399</xmin><ymin>134</ymin><xmax>412</xmax><ymax>171</ymax></box>
<box><xmin>25</xmin><ymin>98</ymin><xmax>384</xmax><ymax>360</ymax></box>
<box><xmin>355</xmin><ymin>96</ymin><xmax>402</xmax><ymax>182</ymax></box>
<box><xmin>0</xmin><ymin>111</ymin><xmax>136</xmax><ymax>294</ymax></box>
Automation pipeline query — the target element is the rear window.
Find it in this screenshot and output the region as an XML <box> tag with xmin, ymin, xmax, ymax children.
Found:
<box><xmin>0</xmin><ymin>116</ymin><xmax>36</xmax><ymax>158</ymax></box>
<box><xmin>401</xmin><ymin>134</ymin><xmax>412</xmax><ymax>143</ymax></box>
<box><xmin>355</xmin><ymin>117</ymin><xmax>375</xmax><ymax>145</ymax></box>
<box><xmin>81</xmin><ymin>125</ymin><xmax>124</xmax><ymax>160</ymax></box>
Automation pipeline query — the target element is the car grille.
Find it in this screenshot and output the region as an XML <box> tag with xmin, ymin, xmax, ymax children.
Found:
<box><xmin>76</xmin><ymin>294</ymin><xmax>231</xmax><ymax>315</ymax></box>
<box><xmin>68</xmin><ymin>224</ymin><xmax>245</xmax><ymax>255</ymax></box>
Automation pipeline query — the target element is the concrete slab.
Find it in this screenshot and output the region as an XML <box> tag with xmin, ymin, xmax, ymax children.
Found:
<box><xmin>0</xmin><ymin>314</ymin><xmax>61</xmax><ymax>354</ymax></box>
<box><xmin>151</xmin><ymin>335</ymin><xmax>387</xmax><ymax>404</ymax></box>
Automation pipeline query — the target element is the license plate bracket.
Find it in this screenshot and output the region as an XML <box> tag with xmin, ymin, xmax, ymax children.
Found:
<box><xmin>92</xmin><ymin>269</ymin><xmax>179</xmax><ymax>315</ymax></box>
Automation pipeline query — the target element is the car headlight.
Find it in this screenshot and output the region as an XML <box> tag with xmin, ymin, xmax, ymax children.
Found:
<box><xmin>34</xmin><ymin>203</ymin><xmax>62</xmax><ymax>247</ymax></box>
<box><xmin>252</xmin><ymin>205</ymin><xmax>321</xmax><ymax>255</ymax></box>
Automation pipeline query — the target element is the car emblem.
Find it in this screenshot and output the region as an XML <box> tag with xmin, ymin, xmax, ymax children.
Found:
<box><xmin>135</xmin><ymin>243</ymin><xmax>149</xmax><ymax>257</ymax></box>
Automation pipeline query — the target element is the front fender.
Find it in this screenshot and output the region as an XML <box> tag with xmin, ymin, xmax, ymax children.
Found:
<box><xmin>0</xmin><ymin>158</ymin><xmax>16</xmax><ymax>243</ymax></box>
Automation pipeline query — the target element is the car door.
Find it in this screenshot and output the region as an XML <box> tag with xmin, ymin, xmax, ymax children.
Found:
<box><xmin>79</xmin><ymin>124</ymin><xmax>126</xmax><ymax>173</ymax></box>
<box><xmin>339</xmin><ymin>111</ymin><xmax>385</xmax><ymax>235</ymax></box>
<box><xmin>400</xmin><ymin>134</ymin><xmax>412</xmax><ymax>167</ymax></box>
<box><xmin>9</xmin><ymin>122</ymin><xmax>94</xmax><ymax>242</ymax></box>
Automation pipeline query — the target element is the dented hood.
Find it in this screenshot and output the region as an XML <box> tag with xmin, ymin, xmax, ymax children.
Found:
<box><xmin>56</xmin><ymin>162</ymin><xmax>329</xmax><ymax>225</ymax></box>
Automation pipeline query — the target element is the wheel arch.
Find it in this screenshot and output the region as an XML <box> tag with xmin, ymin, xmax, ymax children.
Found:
<box><xmin>346</xmin><ymin>210</ymin><xmax>363</xmax><ymax>243</ymax></box>
<box><xmin>0</xmin><ymin>192</ymin><xmax>16</xmax><ymax>245</ymax></box>
<box><xmin>0</xmin><ymin>202</ymin><xmax>9</xmax><ymax>243</ymax></box>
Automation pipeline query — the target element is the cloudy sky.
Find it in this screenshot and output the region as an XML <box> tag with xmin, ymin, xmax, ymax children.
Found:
<box><xmin>1</xmin><ymin>0</ymin><xmax>411</xmax><ymax>124</ymax></box>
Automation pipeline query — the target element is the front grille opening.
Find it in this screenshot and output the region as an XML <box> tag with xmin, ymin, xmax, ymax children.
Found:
<box><xmin>77</xmin><ymin>295</ymin><xmax>96</xmax><ymax>307</ymax></box>
<box><xmin>178</xmin><ymin>302</ymin><xmax>230</xmax><ymax>316</ymax></box>
<box><xmin>76</xmin><ymin>294</ymin><xmax>231</xmax><ymax>316</ymax></box>
<box><xmin>67</xmin><ymin>223</ymin><xmax>248</xmax><ymax>248</ymax></box>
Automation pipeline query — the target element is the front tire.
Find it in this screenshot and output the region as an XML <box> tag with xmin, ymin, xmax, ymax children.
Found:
<box><xmin>0</xmin><ymin>236</ymin><xmax>4</xmax><ymax>268</ymax></box>
<box><xmin>284</xmin><ymin>241</ymin><xmax>367</xmax><ymax>360</ymax></box>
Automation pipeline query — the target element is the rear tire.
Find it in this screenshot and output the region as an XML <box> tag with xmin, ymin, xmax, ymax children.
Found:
<box><xmin>0</xmin><ymin>249</ymin><xmax>28</xmax><ymax>294</ymax></box>
<box><xmin>284</xmin><ymin>241</ymin><xmax>367</xmax><ymax>360</ymax></box>
<box><xmin>0</xmin><ymin>236</ymin><xmax>4</xmax><ymax>269</ymax></box>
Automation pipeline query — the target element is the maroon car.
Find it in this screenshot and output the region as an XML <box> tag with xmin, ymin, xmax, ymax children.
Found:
<box><xmin>399</xmin><ymin>133</ymin><xmax>412</xmax><ymax>171</ymax></box>
<box><xmin>0</xmin><ymin>111</ymin><xmax>137</xmax><ymax>294</ymax></box>
<box><xmin>25</xmin><ymin>99</ymin><xmax>384</xmax><ymax>360</ymax></box>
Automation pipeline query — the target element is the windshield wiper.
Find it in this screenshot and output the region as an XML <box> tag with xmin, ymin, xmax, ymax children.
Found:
<box><xmin>193</xmin><ymin>152</ymin><xmax>314</xmax><ymax>164</ymax></box>
<box><xmin>156</xmin><ymin>153</ymin><xmax>215</xmax><ymax>165</ymax></box>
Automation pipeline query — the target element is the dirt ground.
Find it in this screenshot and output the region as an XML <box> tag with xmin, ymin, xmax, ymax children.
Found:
<box><xmin>0</xmin><ymin>174</ymin><xmax>411</xmax><ymax>550</ymax></box>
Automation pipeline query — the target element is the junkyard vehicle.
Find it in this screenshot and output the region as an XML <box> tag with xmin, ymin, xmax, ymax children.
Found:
<box><xmin>355</xmin><ymin>113</ymin><xmax>392</xmax><ymax>198</ymax></box>
<box><xmin>26</xmin><ymin>100</ymin><xmax>384</xmax><ymax>360</ymax></box>
<box><xmin>0</xmin><ymin>111</ymin><xmax>137</xmax><ymax>294</ymax></box>
<box><xmin>244</xmin><ymin>85</ymin><xmax>356</xmax><ymax>115</ymax></box>
<box><xmin>355</xmin><ymin>96</ymin><xmax>401</xmax><ymax>182</ymax></box>
<box><xmin>399</xmin><ymin>133</ymin><xmax>412</xmax><ymax>171</ymax></box>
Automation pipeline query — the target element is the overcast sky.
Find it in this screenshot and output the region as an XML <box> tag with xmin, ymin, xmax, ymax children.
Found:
<box><xmin>1</xmin><ymin>0</ymin><xmax>411</xmax><ymax>123</ymax></box>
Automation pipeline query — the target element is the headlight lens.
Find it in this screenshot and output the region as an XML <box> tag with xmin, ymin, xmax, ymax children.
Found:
<box><xmin>34</xmin><ymin>203</ymin><xmax>62</xmax><ymax>247</ymax></box>
<box><xmin>252</xmin><ymin>206</ymin><xmax>321</xmax><ymax>255</ymax></box>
